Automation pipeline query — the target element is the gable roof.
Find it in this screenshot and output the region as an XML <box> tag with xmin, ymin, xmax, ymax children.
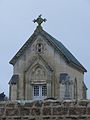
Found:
<box><xmin>9</xmin><ymin>26</ymin><xmax>87</xmax><ymax>72</ymax></box>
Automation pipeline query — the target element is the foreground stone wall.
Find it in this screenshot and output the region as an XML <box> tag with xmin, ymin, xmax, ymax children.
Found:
<box><xmin>0</xmin><ymin>100</ymin><xmax>90</xmax><ymax>120</ymax></box>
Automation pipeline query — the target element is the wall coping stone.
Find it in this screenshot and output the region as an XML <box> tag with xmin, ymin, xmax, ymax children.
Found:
<box><xmin>0</xmin><ymin>100</ymin><xmax>90</xmax><ymax>120</ymax></box>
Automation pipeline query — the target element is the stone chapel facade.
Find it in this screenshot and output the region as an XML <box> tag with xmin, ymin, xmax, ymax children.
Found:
<box><xmin>9</xmin><ymin>15</ymin><xmax>87</xmax><ymax>101</ymax></box>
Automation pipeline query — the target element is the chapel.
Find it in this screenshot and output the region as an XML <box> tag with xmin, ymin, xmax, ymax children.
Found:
<box><xmin>9</xmin><ymin>15</ymin><xmax>87</xmax><ymax>101</ymax></box>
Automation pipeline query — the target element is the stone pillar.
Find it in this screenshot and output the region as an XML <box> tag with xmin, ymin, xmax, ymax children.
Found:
<box><xmin>47</xmin><ymin>80</ymin><xmax>51</xmax><ymax>98</ymax></box>
<box><xmin>18</xmin><ymin>74</ymin><xmax>24</xmax><ymax>100</ymax></box>
<box><xmin>11</xmin><ymin>85</ymin><xmax>17</xmax><ymax>100</ymax></box>
<box><xmin>25</xmin><ymin>81</ymin><xmax>33</xmax><ymax>100</ymax></box>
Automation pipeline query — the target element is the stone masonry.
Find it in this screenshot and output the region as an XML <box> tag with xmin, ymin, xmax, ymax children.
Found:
<box><xmin>0</xmin><ymin>100</ymin><xmax>90</xmax><ymax>120</ymax></box>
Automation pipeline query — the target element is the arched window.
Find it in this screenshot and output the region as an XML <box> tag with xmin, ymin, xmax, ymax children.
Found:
<box><xmin>36</xmin><ymin>43</ymin><xmax>43</xmax><ymax>53</ymax></box>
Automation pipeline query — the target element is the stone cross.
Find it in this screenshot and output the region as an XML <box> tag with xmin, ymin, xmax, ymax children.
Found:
<box><xmin>61</xmin><ymin>75</ymin><xmax>72</xmax><ymax>100</ymax></box>
<box><xmin>61</xmin><ymin>76</ymin><xmax>72</xmax><ymax>100</ymax></box>
<box><xmin>33</xmin><ymin>15</ymin><xmax>47</xmax><ymax>26</ymax></box>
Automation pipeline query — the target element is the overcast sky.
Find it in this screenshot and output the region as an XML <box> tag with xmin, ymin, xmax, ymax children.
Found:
<box><xmin>0</xmin><ymin>0</ymin><xmax>90</xmax><ymax>99</ymax></box>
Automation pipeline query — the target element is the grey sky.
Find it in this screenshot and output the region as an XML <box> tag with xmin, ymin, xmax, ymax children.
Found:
<box><xmin>0</xmin><ymin>0</ymin><xmax>90</xmax><ymax>98</ymax></box>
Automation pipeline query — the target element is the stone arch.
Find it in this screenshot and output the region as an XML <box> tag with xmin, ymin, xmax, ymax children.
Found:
<box><xmin>24</xmin><ymin>57</ymin><xmax>53</xmax><ymax>99</ymax></box>
<box><xmin>30</xmin><ymin>63</ymin><xmax>47</xmax><ymax>81</ymax></box>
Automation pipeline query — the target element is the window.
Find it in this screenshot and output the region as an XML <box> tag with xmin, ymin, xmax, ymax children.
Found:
<box><xmin>36</xmin><ymin>43</ymin><xmax>43</xmax><ymax>53</ymax></box>
<box><xmin>42</xmin><ymin>85</ymin><xmax>47</xmax><ymax>96</ymax></box>
<box><xmin>33</xmin><ymin>84</ymin><xmax>47</xmax><ymax>99</ymax></box>
<box><xmin>34</xmin><ymin>85</ymin><xmax>39</xmax><ymax>96</ymax></box>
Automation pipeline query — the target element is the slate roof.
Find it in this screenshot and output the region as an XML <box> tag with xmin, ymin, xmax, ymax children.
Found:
<box><xmin>9</xmin><ymin>26</ymin><xmax>87</xmax><ymax>72</ymax></box>
<box><xmin>9</xmin><ymin>75</ymin><xmax>19</xmax><ymax>84</ymax></box>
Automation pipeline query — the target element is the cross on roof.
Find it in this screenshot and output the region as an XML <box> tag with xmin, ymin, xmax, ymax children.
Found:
<box><xmin>33</xmin><ymin>15</ymin><xmax>47</xmax><ymax>26</ymax></box>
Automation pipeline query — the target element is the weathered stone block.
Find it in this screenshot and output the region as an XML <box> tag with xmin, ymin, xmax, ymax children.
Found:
<box><xmin>0</xmin><ymin>103</ymin><xmax>6</xmax><ymax>107</ymax></box>
<box><xmin>34</xmin><ymin>101</ymin><xmax>42</xmax><ymax>107</ymax></box>
<box><xmin>6</xmin><ymin>103</ymin><xmax>15</xmax><ymax>108</ymax></box>
<box><xmin>43</xmin><ymin>107</ymin><xmax>51</xmax><ymax>115</ymax></box>
<box><xmin>31</xmin><ymin>108</ymin><xmax>40</xmax><ymax>116</ymax></box>
<box><xmin>87</xmin><ymin>107</ymin><xmax>90</xmax><ymax>115</ymax></box>
<box><xmin>25</xmin><ymin>102</ymin><xmax>33</xmax><ymax>107</ymax></box>
<box><xmin>78</xmin><ymin>107</ymin><xmax>86</xmax><ymax>115</ymax></box>
<box><xmin>63</xmin><ymin>101</ymin><xmax>72</xmax><ymax>108</ymax></box>
<box><xmin>6</xmin><ymin>108</ymin><xmax>19</xmax><ymax>116</ymax></box>
<box><xmin>20</xmin><ymin>107</ymin><xmax>30</xmax><ymax>116</ymax></box>
<box><xmin>53</xmin><ymin>107</ymin><xmax>68</xmax><ymax>115</ymax></box>
<box><xmin>0</xmin><ymin>108</ymin><xmax>5</xmax><ymax>116</ymax></box>
<box><xmin>69</xmin><ymin>107</ymin><xmax>78</xmax><ymax>115</ymax></box>
<box><xmin>43</xmin><ymin>101</ymin><xmax>51</xmax><ymax>106</ymax></box>
<box><xmin>79</xmin><ymin>101</ymin><xmax>88</xmax><ymax>106</ymax></box>
<box><xmin>69</xmin><ymin>107</ymin><xmax>86</xmax><ymax>115</ymax></box>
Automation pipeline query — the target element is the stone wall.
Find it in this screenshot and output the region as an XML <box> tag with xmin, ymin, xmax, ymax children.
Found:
<box><xmin>0</xmin><ymin>100</ymin><xmax>90</xmax><ymax>120</ymax></box>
